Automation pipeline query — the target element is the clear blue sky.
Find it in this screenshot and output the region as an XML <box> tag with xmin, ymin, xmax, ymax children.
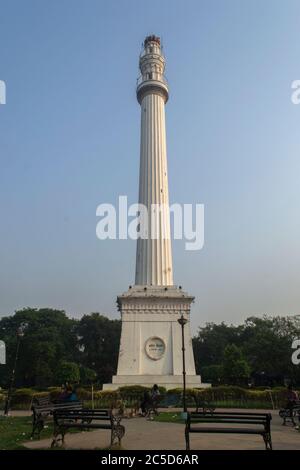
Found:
<box><xmin>1</xmin><ymin>0</ymin><xmax>300</xmax><ymax>331</ymax></box>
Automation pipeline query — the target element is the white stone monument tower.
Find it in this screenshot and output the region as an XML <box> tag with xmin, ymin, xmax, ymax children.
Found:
<box><xmin>103</xmin><ymin>36</ymin><xmax>204</xmax><ymax>390</ymax></box>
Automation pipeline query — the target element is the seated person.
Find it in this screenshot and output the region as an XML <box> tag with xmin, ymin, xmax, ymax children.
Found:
<box><xmin>58</xmin><ymin>384</ymin><xmax>68</xmax><ymax>401</ymax></box>
<box><xmin>68</xmin><ymin>386</ymin><xmax>78</xmax><ymax>402</ymax></box>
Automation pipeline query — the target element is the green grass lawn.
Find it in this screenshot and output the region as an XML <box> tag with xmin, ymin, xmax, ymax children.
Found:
<box><xmin>0</xmin><ymin>416</ymin><xmax>122</xmax><ymax>450</ymax></box>
<box><xmin>154</xmin><ymin>412</ymin><xmax>184</xmax><ymax>424</ymax></box>
<box><xmin>0</xmin><ymin>416</ymin><xmax>54</xmax><ymax>450</ymax></box>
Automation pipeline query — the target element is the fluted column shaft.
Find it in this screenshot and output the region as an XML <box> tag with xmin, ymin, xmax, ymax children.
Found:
<box><xmin>135</xmin><ymin>91</ymin><xmax>173</xmax><ymax>286</ymax></box>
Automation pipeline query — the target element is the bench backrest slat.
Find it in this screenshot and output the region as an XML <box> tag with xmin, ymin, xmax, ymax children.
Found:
<box><xmin>188</xmin><ymin>411</ymin><xmax>271</xmax><ymax>429</ymax></box>
<box><xmin>54</xmin><ymin>408</ymin><xmax>112</xmax><ymax>423</ymax></box>
<box><xmin>32</xmin><ymin>401</ymin><xmax>83</xmax><ymax>415</ymax></box>
<box><xmin>190</xmin><ymin>412</ymin><xmax>270</xmax><ymax>419</ymax></box>
<box><xmin>32</xmin><ymin>395</ymin><xmax>51</xmax><ymax>406</ymax></box>
<box><xmin>190</xmin><ymin>420</ymin><xmax>268</xmax><ymax>426</ymax></box>
<box><xmin>54</xmin><ymin>408</ymin><xmax>109</xmax><ymax>413</ymax></box>
<box><xmin>190</xmin><ymin>411</ymin><xmax>270</xmax><ymax>417</ymax></box>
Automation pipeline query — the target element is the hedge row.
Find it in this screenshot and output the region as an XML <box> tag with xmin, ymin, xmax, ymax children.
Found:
<box><xmin>201</xmin><ymin>386</ymin><xmax>291</xmax><ymax>408</ymax></box>
<box><xmin>0</xmin><ymin>385</ymin><xmax>295</xmax><ymax>408</ymax></box>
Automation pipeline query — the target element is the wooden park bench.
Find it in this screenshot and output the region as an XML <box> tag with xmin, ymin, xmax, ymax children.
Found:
<box><xmin>279</xmin><ymin>401</ymin><xmax>300</xmax><ymax>426</ymax></box>
<box><xmin>31</xmin><ymin>395</ymin><xmax>83</xmax><ymax>438</ymax></box>
<box><xmin>185</xmin><ymin>411</ymin><xmax>272</xmax><ymax>450</ymax></box>
<box><xmin>51</xmin><ymin>408</ymin><xmax>125</xmax><ymax>448</ymax></box>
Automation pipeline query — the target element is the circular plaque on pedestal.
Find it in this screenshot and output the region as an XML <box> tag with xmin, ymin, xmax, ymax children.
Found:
<box><xmin>145</xmin><ymin>337</ymin><xmax>165</xmax><ymax>360</ymax></box>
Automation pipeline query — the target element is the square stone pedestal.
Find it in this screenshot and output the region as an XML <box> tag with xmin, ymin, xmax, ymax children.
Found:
<box><xmin>103</xmin><ymin>285</ymin><xmax>210</xmax><ymax>391</ymax></box>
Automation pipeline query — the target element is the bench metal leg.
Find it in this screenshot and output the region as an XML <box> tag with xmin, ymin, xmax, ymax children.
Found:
<box><xmin>263</xmin><ymin>432</ymin><xmax>273</xmax><ymax>451</ymax></box>
<box><xmin>185</xmin><ymin>427</ymin><xmax>190</xmax><ymax>451</ymax></box>
<box><xmin>283</xmin><ymin>413</ymin><xmax>296</xmax><ymax>426</ymax></box>
<box><xmin>31</xmin><ymin>416</ymin><xmax>44</xmax><ymax>439</ymax></box>
<box><xmin>51</xmin><ymin>426</ymin><xmax>66</xmax><ymax>448</ymax></box>
<box><xmin>281</xmin><ymin>408</ymin><xmax>297</xmax><ymax>426</ymax></box>
<box><xmin>282</xmin><ymin>416</ymin><xmax>286</xmax><ymax>426</ymax></box>
<box><xmin>111</xmin><ymin>424</ymin><xmax>125</xmax><ymax>447</ymax></box>
<box><xmin>146</xmin><ymin>407</ymin><xmax>158</xmax><ymax>420</ymax></box>
<box><xmin>110</xmin><ymin>414</ymin><xmax>125</xmax><ymax>447</ymax></box>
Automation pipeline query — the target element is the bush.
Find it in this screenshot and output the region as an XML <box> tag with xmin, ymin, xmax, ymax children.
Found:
<box><xmin>196</xmin><ymin>386</ymin><xmax>248</xmax><ymax>401</ymax></box>
<box><xmin>201</xmin><ymin>365</ymin><xmax>223</xmax><ymax>384</ymax></box>
<box><xmin>167</xmin><ymin>388</ymin><xmax>195</xmax><ymax>400</ymax></box>
<box><xmin>79</xmin><ymin>366</ymin><xmax>97</xmax><ymax>384</ymax></box>
<box><xmin>93</xmin><ymin>390</ymin><xmax>119</xmax><ymax>400</ymax></box>
<box><xmin>11</xmin><ymin>388</ymin><xmax>49</xmax><ymax>406</ymax></box>
<box><xmin>93</xmin><ymin>390</ymin><xmax>120</xmax><ymax>408</ymax></box>
<box><xmin>118</xmin><ymin>386</ymin><xmax>149</xmax><ymax>408</ymax></box>
<box><xmin>54</xmin><ymin>361</ymin><xmax>80</xmax><ymax>385</ymax></box>
<box><xmin>164</xmin><ymin>385</ymin><xmax>291</xmax><ymax>409</ymax></box>
<box><xmin>118</xmin><ymin>385</ymin><xmax>149</xmax><ymax>397</ymax></box>
<box><xmin>118</xmin><ymin>385</ymin><xmax>166</xmax><ymax>400</ymax></box>
<box><xmin>47</xmin><ymin>387</ymin><xmax>61</xmax><ymax>401</ymax></box>
<box><xmin>7</xmin><ymin>384</ymin><xmax>296</xmax><ymax>410</ymax></box>
<box><xmin>190</xmin><ymin>386</ymin><xmax>291</xmax><ymax>408</ymax></box>
<box><xmin>75</xmin><ymin>387</ymin><xmax>92</xmax><ymax>400</ymax></box>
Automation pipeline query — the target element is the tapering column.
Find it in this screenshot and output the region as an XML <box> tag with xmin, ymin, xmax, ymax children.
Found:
<box><xmin>103</xmin><ymin>36</ymin><xmax>207</xmax><ymax>391</ymax></box>
<box><xmin>135</xmin><ymin>35</ymin><xmax>173</xmax><ymax>286</ymax></box>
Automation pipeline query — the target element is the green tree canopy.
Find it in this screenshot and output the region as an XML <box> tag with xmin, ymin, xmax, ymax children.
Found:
<box><xmin>0</xmin><ymin>308</ymin><xmax>78</xmax><ymax>387</ymax></box>
<box><xmin>79</xmin><ymin>365</ymin><xmax>97</xmax><ymax>384</ymax></box>
<box><xmin>222</xmin><ymin>344</ymin><xmax>250</xmax><ymax>382</ymax></box>
<box><xmin>76</xmin><ymin>313</ymin><xmax>121</xmax><ymax>385</ymax></box>
<box><xmin>1</xmin><ymin>309</ymin><xmax>300</xmax><ymax>388</ymax></box>
<box><xmin>193</xmin><ymin>315</ymin><xmax>300</xmax><ymax>386</ymax></box>
<box><xmin>0</xmin><ymin>308</ymin><xmax>120</xmax><ymax>388</ymax></box>
<box><xmin>55</xmin><ymin>361</ymin><xmax>80</xmax><ymax>385</ymax></box>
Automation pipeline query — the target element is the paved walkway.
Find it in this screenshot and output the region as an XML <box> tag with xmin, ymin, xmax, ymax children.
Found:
<box><xmin>22</xmin><ymin>408</ymin><xmax>300</xmax><ymax>450</ymax></box>
<box><xmin>0</xmin><ymin>410</ymin><xmax>31</xmax><ymax>417</ymax></box>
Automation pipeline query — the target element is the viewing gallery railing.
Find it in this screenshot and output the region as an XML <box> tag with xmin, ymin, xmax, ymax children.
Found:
<box><xmin>136</xmin><ymin>75</ymin><xmax>168</xmax><ymax>88</ymax></box>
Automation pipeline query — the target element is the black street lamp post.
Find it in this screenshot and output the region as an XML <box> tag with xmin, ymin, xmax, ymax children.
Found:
<box><xmin>4</xmin><ymin>322</ymin><xmax>27</xmax><ymax>416</ymax></box>
<box><xmin>177</xmin><ymin>313</ymin><xmax>188</xmax><ymax>413</ymax></box>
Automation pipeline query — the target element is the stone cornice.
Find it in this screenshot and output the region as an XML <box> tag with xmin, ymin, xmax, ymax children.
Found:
<box><xmin>137</xmin><ymin>81</ymin><xmax>169</xmax><ymax>104</ymax></box>
<box><xmin>117</xmin><ymin>286</ymin><xmax>194</xmax><ymax>312</ymax></box>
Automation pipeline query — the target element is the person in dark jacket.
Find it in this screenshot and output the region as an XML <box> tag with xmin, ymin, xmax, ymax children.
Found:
<box><xmin>140</xmin><ymin>390</ymin><xmax>151</xmax><ymax>416</ymax></box>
